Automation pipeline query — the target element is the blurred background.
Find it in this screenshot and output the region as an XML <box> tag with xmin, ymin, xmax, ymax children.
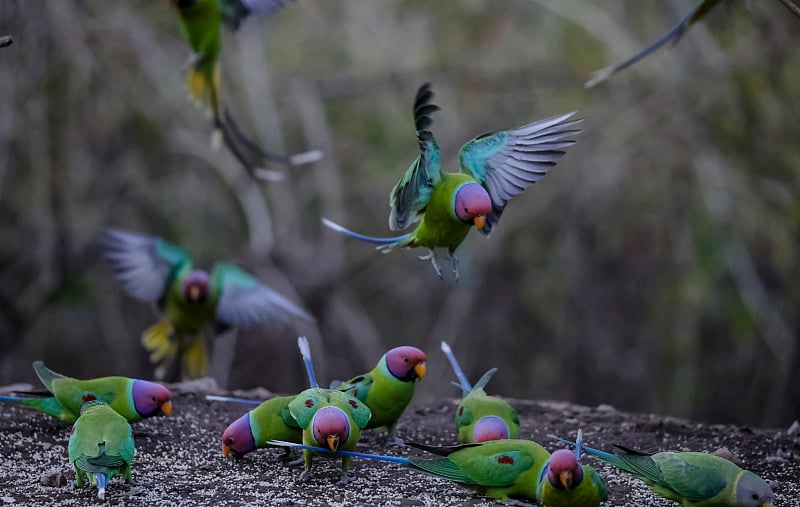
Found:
<box><xmin>0</xmin><ymin>0</ymin><xmax>798</xmax><ymax>427</ymax></box>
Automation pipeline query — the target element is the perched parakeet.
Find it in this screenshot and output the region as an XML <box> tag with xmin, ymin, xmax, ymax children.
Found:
<box><xmin>102</xmin><ymin>228</ymin><xmax>314</xmax><ymax>381</ymax></box>
<box><xmin>585</xmin><ymin>0</ymin><xmax>724</xmax><ymax>87</ymax></box>
<box><xmin>556</xmin><ymin>436</ymin><xmax>774</xmax><ymax>507</ymax></box>
<box><xmin>0</xmin><ymin>361</ymin><xmax>171</xmax><ymax>424</ymax></box>
<box><xmin>220</xmin><ymin>395</ymin><xmax>303</xmax><ymax>458</ymax></box>
<box><xmin>169</xmin><ymin>0</ymin><xmax>322</xmax><ymax>178</ymax></box>
<box><xmin>536</xmin><ymin>430</ymin><xmax>607</xmax><ymax>507</ymax></box>
<box><xmin>440</xmin><ymin>341</ymin><xmax>519</xmax><ymax>443</ymax></box>
<box><xmin>334</xmin><ymin>345</ymin><xmax>426</xmax><ymax>443</ymax></box>
<box><xmin>322</xmin><ymin>83</ymin><xmax>581</xmax><ymax>279</ymax></box>
<box><xmin>68</xmin><ymin>399</ymin><xmax>135</xmax><ymax>500</ymax></box>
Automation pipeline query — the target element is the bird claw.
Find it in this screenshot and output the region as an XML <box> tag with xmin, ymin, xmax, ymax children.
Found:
<box><xmin>298</xmin><ymin>469</ymin><xmax>312</xmax><ymax>482</ymax></box>
<box><xmin>418</xmin><ymin>250</ymin><xmax>443</xmax><ymax>279</ymax></box>
<box><xmin>337</xmin><ymin>472</ymin><xmax>356</xmax><ymax>485</ymax></box>
<box><xmin>285</xmin><ymin>456</ymin><xmax>305</xmax><ymax>467</ymax></box>
<box><xmin>391</xmin><ymin>436</ymin><xmax>406</xmax><ymax>447</ymax></box>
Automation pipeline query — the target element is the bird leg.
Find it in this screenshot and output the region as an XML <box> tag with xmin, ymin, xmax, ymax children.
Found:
<box><xmin>298</xmin><ymin>469</ymin><xmax>312</xmax><ymax>482</ymax></box>
<box><xmin>447</xmin><ymin>252</ymin><xmax>460</xmax><ymax>281</ymax></box>
<box><xmin>285</xmin><ymin>455</ymin><xmax>305</xmax><ymax>467</ymax></box>
<box><xmin>337</xmin><ymin>471</ymin><xmax>356</xmax><ymax>485</ymax></box>
<box><xmin>418</xmin><ymin>249</ymin><xmax>443</xmax><ymax>279</ymax></box>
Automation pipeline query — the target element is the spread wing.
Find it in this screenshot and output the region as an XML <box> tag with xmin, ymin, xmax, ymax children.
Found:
<box><xmin>220</xmin><ymin>0</ymin><xmax>295</xmax><ymax>30</ymax></box>
<box><xmin>212</xmin><ymin>262</ymin><xmax>313</xmax><ymax>328</ymax></box>
<box><xmin>459</xmin><ymin>112</ymin><xmax>583</xmax><ymax>235</ymax></box>
<box><xmin>388</xmin><ymin>83</ymin><xmax>442</xmax><ymax>231</ymax></box>
<box><xmin>102</xmin><ymin>228</ymin><xmax>191</xmax><ymax>302</ymax></box>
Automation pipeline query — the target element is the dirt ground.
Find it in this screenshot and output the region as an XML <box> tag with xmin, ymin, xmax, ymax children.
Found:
<box><xmin>1</xmin><ymin>379</ymin><xmax>798</xmax><ymax>506</ymax></box>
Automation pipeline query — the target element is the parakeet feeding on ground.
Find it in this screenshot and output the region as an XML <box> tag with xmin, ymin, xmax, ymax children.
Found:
<box><xmin>322</xmin><ymin>82</ymin><xmax>582</xmax><ymax>279</ymax></box>
<box><xmin>585</xmin><ymin>0</ymin><xmax>724</xmax><ymax>87</ymax></box>
<box><xmin>555</xmin><ymin>436</ymin><xmax>774</xmax><ymax>507</ymax></box>
<box><xmin>440</xmin><ymin>341</ymin><xmax>518</xmax><ymax>443</ymax></box>
<box><xmin>334</xmin><ymin>345</ymin><xmax>426</xmax><ymax>444</ymax></box>
<box><xmin>169</xmin><ymin>0</ymin><xmax>322</xmax><ymax>178</ymax></box>
<box><xmin>537</xmin><ymin>430</ymin><xmax>607</xmax><ymax>507</ymax></box>
<box><xmin>269</xmin><ymin>438</ymin><xmax>551</xmax><ymax>503</ymax></box>
<box><xmin>102</xmin><ymin>228</ymin><xmax>314</xmax><ymax>381</ymax></box>
<box><xmin>0</xmin><ymin>361</ymin><xmax>171</xmax><ymax>424</ymax></box>
<box><xmin>68</xmin><ymin>399</ymin><xmax>135</xmax><ymax>500</ymax></box>
<box><xmin>220</xmin><ymin>395</ymin><xmax>303</xmax><ymax>458</ymax></box>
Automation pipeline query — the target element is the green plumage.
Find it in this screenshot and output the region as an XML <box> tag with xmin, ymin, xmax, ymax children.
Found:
<box><xmin>68</xmin><ymin>401</ymin><xmax>135</xmax><ymax>500</ymax></box>
<box><xmin>249</xmin><ymin>396</ymin><xmax>303</xmax><ymax>447</ymax></box>
<box><xmin>537</xmin><ymin>464</ymin><xmax>607</xmax><ymax>507</ymax></box>
<box><xmin>455</xmin><ymin>387</ymin><xmax>520</xmax><ymax>444</ymax></box>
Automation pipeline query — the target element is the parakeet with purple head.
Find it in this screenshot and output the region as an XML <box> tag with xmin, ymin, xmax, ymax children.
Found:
<box><xmin>322</xmin><ymin>82</ymin><xmax>582</xmax><ymax>279</ymax></box>
<box><xmin>220</xmin><ymin>395</ymin><xmax>303</xmax><ymax>458</ymax></box>
<box><xmin>536</xmin><ymin>429</ymin><xmax>607</xmax><ymax>507</ymax></box>
<box><xmin>102</xmin><ymin>228</ymin><xmax>314</xmax><ymax>381</ymax></box>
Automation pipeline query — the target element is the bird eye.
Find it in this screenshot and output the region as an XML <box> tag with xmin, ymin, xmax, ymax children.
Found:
<box><xmin>151</xmin><ymin>396</ymin><xmax>157</xmax><ymax>402</ymax></box>
<box><xmin>752</xmin><ymin>494</ymin><xmax>758</xmax><ymax>500</ymax></box>
<box><xmin>403</xmin><ymin>357</ymin><xmax>409</xmax><ymax>362</ymax></box>
<box><xmin>464</xmin><ymin>207</ymin><xmax>469</xmax><ymax>212</ymax></box>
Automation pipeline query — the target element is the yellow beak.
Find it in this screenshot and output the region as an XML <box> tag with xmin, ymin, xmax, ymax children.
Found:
<box><xmin>474</xmin><ymin>215</ymin><xmax>486</xmax><ymax>230</ymax></box>
<box><xmin>222</xmin><ymin>443</ymin><xmax>231</xmax><ymax>457</ymax></box>
<box><xmin>189</xmin><ymin>286</ymin><xmax>200</xmax><ymax>301</ymax></box>
<box><xmin>762</xmin><ymin>502</ymin><xmax>774</xmax><ymax>507</ymax></box>
<box><xmin>161</xmin><ymin>400</ymin><xmax>172</xmax><ymax>416</ymax></box>
<box><xmin>326</xmin><ymin>435</ymin><xmax>340</xmax><ymax>453</ymax></box>
<box><xmin>559</xmin><ymin>470</ymin><xmax>573</xmax><ymax>489</ymax></box>
<box><xmin>414</xmin><ymin>362</ymin><xmax>427</xmax><ymax>380</ymax></box>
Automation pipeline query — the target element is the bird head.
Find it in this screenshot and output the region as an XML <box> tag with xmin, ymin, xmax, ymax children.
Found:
<box><xmin>454</xmin><ymin>183</ymin><xmax>492</xmax><ymax>231</ymax></box>
<box><xmin>472</xmin><ymin>416</ymin><xmax>511</xmax><ymax>442</ymax></box>
<box><xmin>221</xmin><ymin>412</ymin><xmax>256</xmax><ymax>458</ymax></box>
<box><xmin>183</xmin><ymin>270</ymin><xmax>210</xmax><ymax>303</ymax></box>
<box><xmin>311</xmin><ymin>406</ymin><xmax>350</xmax><ymax>453</ymax></box>
<box><xmin>385</xmin><ymin>346</ymin><xmax>427</xmax><ymax>382</ymax></box>
<box><xmin>132</xmin><ymin>380</ymin><xmax>173</xmax><ymax>418</ymax></box>
<box><xmin>546</xmin><ymin>449</ymin><xmax>583</xmax><ymax>490</ymax></box>
<box><xmin>735</xmin><ymin>470</ymin><xmax>775</xmax><ymax>507</ymax></box>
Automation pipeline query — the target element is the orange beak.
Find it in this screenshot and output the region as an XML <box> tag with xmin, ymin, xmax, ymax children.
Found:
<box><xmin>474</xmin><ymin>215</ymin><xmax>486</xmax><ymax>230</ymax></box>
<box><xmin>414</xmin><ymin>362</ymin><xmax>427</xmax><ymax>380</ymax></box>
<box><xmin>762</xmin><ymin>503</ymin><xmax>775</xmax><ymax>507</ymax></box>
<box><xmin>326</xmin><ymin>435</ymin><xmax>340</xmax><ymax>453</ymax></box>
<box><xmin>559</xmin><ymin>470</ymin><xmax>573</xmax><ymax>489</ymax></box>
<box><xmin>189</xmin><ymin>286</ymin><xmax>200</xmax><ymax>302</ymax></box>
<box><xmin>222</xmin><ymin>443</ymin><xmax>231</xmax><ymax>457</ymax></box>
<box><xmin>161</xmin><ymin>400</ymin><xmax>172</xmax><ymax>416</ymax></box>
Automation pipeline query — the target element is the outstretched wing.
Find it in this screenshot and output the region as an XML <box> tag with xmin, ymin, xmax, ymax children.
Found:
<box><xmin>220</xmin><ymin>0</ymin><xmax>295</xmax><ymax>30</ymax></box>
<box><xmin>459</xmin><ymin>112</ymin><xmax>582</xmax><ymax>235</ymax></box>
<box><xmin>102</xmin><ymin>228</ymin><xmax>191</xmax><ymax>302</ymax></box>
<box><xmin>388</xmin><ymin>83</ymin><xmax>442</xmax><ymax>231</ymax></box>
<box><xmin>212</xmin><ymin>262</ymin><xmax>313</xmax><ymax>328</ymax></box>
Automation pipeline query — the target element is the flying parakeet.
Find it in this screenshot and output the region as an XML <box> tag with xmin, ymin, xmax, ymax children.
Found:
<box><xmin>270</xmin><ymin>438</ymin><xmax>551</xmax><ymax>503</ymax></box>
<box><xmin>220</xmin><ymin>395</ymin><xmax>303</xmax><ymax>458</ymax></box>
<box><xmin>440</xmin><ymin>341</ymin><xmax>519</xmax><ymax>443</ymax></box>
<box><xmin>585</xmin><ymin>0</ymin><xmax>724</xmax><ymax>87</ymax></box>
<box><xmin>322</xmin><ymin>83</ymin><xmax>582</xmax><ymax>279</ymax></box>
<box><xmin>68</xmin><ymin>399</ymin><xmax>135</xmax><ymax>500</ymax></box>
<box><xmin>556</xmin><ymin>436</ymin><xmax>775</xmax><ymax>507</ymax></box>
<box><xmin>169</xmin><ymin>0</ymin><xmax>322</xmax><ymax>178</ymax></box>
<box><xmin>0</xmin><ymin>361</ymin><xmax>171</xmax><ymax>424</ymax></box>
<box><xmin>334</xmin><ymin>345</ymin><xmax>426</xmax><ymax>443</ymax></box>
<box><xmin>102</xmin><ymin>228</ymin><xmax>314</xmax><ymax>381</ymax></box>
<box><xmin>536</xmin><ymin>430</ymin><xmax>607</xmax><ymax>507</ymax></box>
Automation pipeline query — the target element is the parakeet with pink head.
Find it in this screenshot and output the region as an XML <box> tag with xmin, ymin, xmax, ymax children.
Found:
<box><xmin>220</xmin><ymin>395</ymin><xmax>302</xmax><ymax>459</ymax></box>
<box><xmin>537</xmin><ymin>429</ymin><xmax>607</xmax><ymax>507</ymax></box>
<box><xmin>102</xmin><ymin>228</ymin><xmax>314</xmax><ymax>380</ymax></box>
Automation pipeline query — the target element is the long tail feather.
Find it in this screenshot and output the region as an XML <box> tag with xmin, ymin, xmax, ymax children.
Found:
<box><xmin>205</xmin><ymin>395</ymin><xmax>262</xmax><ymax>405</ymax></box>
<box><xmin>223</xmin><ymin>109</ymin><xmax>323</xmax><ymax>167</ymax></box>
<box><xmin>297</xmin><ymin>336</ymin><xmax>319</xmax><ymax>388</ymax></box>
<box><xmin>440</xmin><ymin>341</ymin><xmax>472</xmax><ymax>395</ymax></box>
<box><xmin>266</xmin><ymin>440</ymin><xmax>410</xmax><ymax>464</ymax></box>
<box><xmin>0</xmin><ymin>395</ymin><xmax>74</xmax><ymax>423</ymax></box>
<box><xmin>575</xmin><ymin>428</ymin><xmax>584</xmax><ymax>461</ymax></box>
<box><xmin>321</xmin><ymin>218</ymin><xmax>411</xmax><ymax>245</ymax></box>
<box><xmin>471</xmin><ymin>368</ymin><xmax>498</xmax><ymax>392</ymax></box>
<box><xmin>551</xmin><ymin>436</ymin><xmax>624</xmax><ymax>469</ymax></box>
<box><xmin>406</xmin><ymin>441</ymin><xmax>481</xmax><ymax>456</ymax></box>
<box><xmin>32</xmin><ymin>360</ymin><xmax>66</xmax><ymax>393</ymax></box>
<box><xmin>95</xmin><ymin>473</ymin><xmax>107</xmax><ymax>500</ymax></box>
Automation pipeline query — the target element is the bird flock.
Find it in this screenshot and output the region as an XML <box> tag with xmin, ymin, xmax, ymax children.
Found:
<box><xmin>1</xmin><ymin>0</ymin><xmax>793</xmax><ymax>505</ymax></box>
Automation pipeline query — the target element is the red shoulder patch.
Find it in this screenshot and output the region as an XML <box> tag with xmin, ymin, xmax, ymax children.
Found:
<box><xmin>304</xmin><ymin>399</ymin><xmax>313</xmax><ymax>408</ymax></box>
<box><xmin>497</xmin><ymin>455</ymin><xmax>514</xmax><ymax>465</ymax></box>
<box><xmin>458</xmin><ymin>406</ymin><xmax>464</xmax><ymax>416</ymax></box>
<box><xmin>349</xmin><ymin>400</ymin><xmax>358</xmax><ymax>409</ymax></box>
<box><xmin>82</xmin><ymin>394</ymin><xmax>97</xmax><ymax>403</ymax></box>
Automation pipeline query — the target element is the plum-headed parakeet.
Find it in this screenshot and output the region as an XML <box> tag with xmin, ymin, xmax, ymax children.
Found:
<box><xmin>441</xmin><ymin>341</ymin><xmax>519</xmax><ymax>443</ymax></box>
<box><xmin>536</xmin><ymin>430</ymin><xmax>607</xmax><ymax>507</ymax></box>
<box><xmin>169</xmin><ymin>0</ymin><xmax>322</xmax><ymax>178</ymax></box>
<box><xmin>0</xmin><ymin>361</ymin><xmax>171</xmax><ymax>424</ymax></box>
<box><xmin>68</xmin><ymin>399</ymin><xmax>135</xmax><ymax>500</ymax></box>
<box><xmin>102</xmin><ymin>228</ymin><xmax>314</xmax><ymax>381</ymax></box>
<box><xmin>556</xmin><ymin>436</ymin><xmax>774</xmax><ymax>507</ymax></box>
<box><xmin>322</xmin><ymin>83</ymin><xmax>582</xmax><ymax>279</ymax></box>
<box><xmin>334</xmin><ymin>345</ymin><xmax>426</xmax><ymax>444</ymax></box>
<box><xmin>220</xmin><ymin>395</ymin><xmax>303</xmax><ymax>458</ymax></box>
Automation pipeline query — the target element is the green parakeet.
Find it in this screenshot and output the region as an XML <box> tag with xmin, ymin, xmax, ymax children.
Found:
<box><xmin>220</xmin><ymin>395</ymin><xmax>303</xmax><ymax>458</ymax></box>
<box><xmin>169</xmin><ymin>0</ymin><xmax>322</xmax><ymax>177</ymax></box>
<box><xmin>322</xmin><ymin>82</ymin><xmax>582</xmax><ymax>279</ymax></box>
<box><xmin>334</xmin><ymin>345</ymin><xmax>426</xmax><ymax>443</ymax></box>
<box><xmin>102</xmin><ymin>228</ymin><xmax>314</xmax><ymax>381</ymax></box>
<box><xmin>556</xmin><ymin>436</ymin><xmax>775</xmax><ymax>507</ymax></box>
<box><xmin>440</xmin><ymin>341</ymin><xmax>519</xmax><ymax>443</ymax></box>
<box><xmin>0</xmin><ymin>361</ymin><xmax>171</xmax><ymax>424</ymax></box>
<box><xmin>68</xmin><ymin>399</ymin><xmax>135</xmax><ymax>500</ymax></box>
<box><xmin>536</xmin><ymin>430</ymin><xmax>607</xmax><ymax>507</ymax></box>
<box><xmin>585</xmin><ymin>0</ymin><xmax>724</xmax><ymax>87</ymax></box>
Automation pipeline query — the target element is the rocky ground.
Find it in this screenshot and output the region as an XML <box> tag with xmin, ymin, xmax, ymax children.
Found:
<box><xmin>1</xmin><ymin>380</ymin><xmax>798</xmax><ymax>506</ymax></box>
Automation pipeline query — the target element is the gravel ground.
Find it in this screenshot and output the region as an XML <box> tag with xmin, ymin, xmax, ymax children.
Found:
<box><xmin>1</xmin><ymin>380</ymin><xmax>798</xmax><ymax>506</ymax></box>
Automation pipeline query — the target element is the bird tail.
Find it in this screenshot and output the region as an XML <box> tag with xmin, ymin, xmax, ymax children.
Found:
<box><xmin>406</xmin><ymin>440</ymin><xmax>481</xmax><ymax>457</ymax></box>
<box><xmin>297</xmin><ymin>336</ymin><xmax>319</xmax><ymax>388</ymax></box>
<box><xmin>440</xmin><ymin>341</ymin><xmax>472</xmax><ymax>396</ymax></box>
<box><xmin>575</xmin><ymin>428</ymin><xmax>584</xmax><ymax>461</ymax></box>
<box><xmin>141</xmin><ymin>319</ymin><xmax>180</xmax><ymax>381</ymax></box>
<box><xmin>0</xmin><ymin>395</ymin><xmax>74</xmax><ymax>423</ymax></box>
<box><xmin>471</xmin><ymin>368</ymin><xmax>498</xmax><ymax>393</ymax></box>
<box><xmin>32</xmin><ymin>360</ymin><xmax>67</xmax><ymax>394</ymax></box>
<box><xmin>265</xmin><ymin>440</ymin><xmax>410</xmax><ymax>465</ymax></box>
<box><xmin>95</xmin><ymin>472</ymin><xmax>107</xmax><ymax>500</ymax></box>
<box><xmin>321</xmin><ymin>218</ymin><xmax>413</xmax><ymax>250</ymax></box>
<box><xmin>552</xmin><ymin>436</ymin><xmax>630</xmax><ymax>472</ymax></box>
<box><xmin>204</xmin><ymin>395</ymin><xmax>262</xmax><ymax>405</ymax></box>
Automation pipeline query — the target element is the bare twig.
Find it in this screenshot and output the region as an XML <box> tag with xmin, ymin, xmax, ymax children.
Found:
<box><xmin>776</xmin><ymin>0</ymin><xmax>800</xmax><ymax>20</ymax></box>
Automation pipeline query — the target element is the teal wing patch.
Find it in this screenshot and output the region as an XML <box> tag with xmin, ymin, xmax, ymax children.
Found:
<box><xmin>335</xmin><ymin>373</ymin><xmax>373</xmax><ymax>403</ymax></box>
<box><xmin>408</xmin><ymin>456</ymin><xmax>478</xmax><ymax>484</ymax></box>
<box><xmin>457</xmin><ymin>449</ymin><xmax>534</xmax><ymax>487</ymax></box>
<box><xmin>653</xmin><ymin>453</ymin><xmax>728</xmax><ymax>501</ymax></box>
<box><xmin>588</xmin><ymin>465</ymin><xmax>609</xmax><ymax>501</ymax></box>
<box><xmin>329</xmin><ymin>391</ymin><xmax>372</xmax><ymax>429</ymax></box>
<box><xmin>287</xmin><ymin>388</ymin><xmax>326</xmax><ymax>429</ymax></box>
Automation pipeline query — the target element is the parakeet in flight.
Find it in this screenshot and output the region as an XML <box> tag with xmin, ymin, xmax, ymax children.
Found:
<box><xmin>322</xmin><ymin>82</ymin><xmax>582</xmax><ymax>279</ymax></box>
<box><xmin>0</xmin><ymin>361</ymin><xmax>171</xmax><ymax>424</ymax></box>
<box><xmin>102</xmin><ymin>228</ymin><xmax>314</xmax><ymax>381</ymax></box>
<box><xmin>334</xmin><ymin>345</ymin><xmax>426</xmax><ymax>444</ymax></box>
<box><xmin>220</xmin><ymin>395</ymin><xmax>303</xmax><ymax>458</ymax></box>
<box><xmin>68</xmin><ymin>399</ymin><xmax>135</xmax><ymax>500</ymax></box>
<box><xmin>585</xmin><ymin>0</ymin><xmax>724</xmax><ymax>87</ymax></box>
<box><xmin>169</xmin><ymin>0</ymin><xmax>322</xmax><ymax>178</ymax></box>
<box><xmin>555</xmin><ymin>436</ymin><xmax>775</xmax><ymax>507</ymax></box>
<box><xmin>537</xmin><ymin>430</ymin><xmax>607</xmax><ymax>507</ymax></box>
<box><xmin>441</xmin><ymin>341</ymin><xmax>519</xmax><ymax>443</ymax></box>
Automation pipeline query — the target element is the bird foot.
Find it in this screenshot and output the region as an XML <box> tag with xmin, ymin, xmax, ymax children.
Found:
<box><xmin>503</xmin><ymin>499</ymin><xmax>535</xmax><ymax>506</ymax></box>
<box><xmin>298</xmin><ymin>469</ymin><xmax>312</xmax><ymax>483</ymax></box>
<box><xmin>418</xmin><ymin>249</ymin><xmax>443</xmax><ymax>279</ymax></box>
<box><xmin>286</xmin><ymin>456</ymin><xmax>305</xmax><ymax>467</ymax></box>
<box><xmin>391</xmin><ymin>436</ymin><xmax>406</xmax><ymax>447</ymax></box>
<box><xmin>337</xmin><ymin>472</ymin><xmax>356</xmax><ymax>485</ymax></box>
